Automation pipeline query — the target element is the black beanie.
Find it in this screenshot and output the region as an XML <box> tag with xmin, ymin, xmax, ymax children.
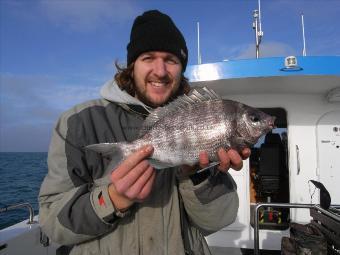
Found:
<box><xmin>127</xmin><ymin>10</ymin><xmax>188</xmax><ymax>71</ymax></box>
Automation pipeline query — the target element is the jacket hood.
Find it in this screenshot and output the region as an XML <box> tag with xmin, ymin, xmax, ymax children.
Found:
<box><xmin>100</xmin><ymin>79</ymin><xmax>152</xmax><ymax>111</ymax></box>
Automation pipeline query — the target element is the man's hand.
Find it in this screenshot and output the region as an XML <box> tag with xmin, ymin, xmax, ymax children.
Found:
<box><xmin>200</xmin><ymin>148</ymin><xmax>251</xmax><ymax>173</ymax></box>
<box><xmin>180</xmin><ymin>147</ymin><xmax>251</xmax><ymax>176</ymax></box>
<box><xmin>108</xmin><ymin>145</ymin><xmax>156</xmax><ymax>211</ymax></box>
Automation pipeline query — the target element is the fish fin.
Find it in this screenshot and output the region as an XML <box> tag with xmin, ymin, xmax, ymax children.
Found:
<box><xmin>85</xmin><ymin>142</ymin><xmax>129</xmax><ymax>158</ymax></box>
<box><xmin>148</xmin><ymin>159</ymin><xmax>175</xmax><ymax>169</ymax></box>
<box><xmin>188</xmin><ymin>86</ymin><xmax>221</xmax><ymax>102</ymax></box>
<box><xmin>139</xmin><ymin>86</ymin><xmax>221</xmax><ymax>137</ymax></box>
<box><xmin>196</xmin><ymin>161</ymin><xmax>220</xmax><ymax>174</ymax></box>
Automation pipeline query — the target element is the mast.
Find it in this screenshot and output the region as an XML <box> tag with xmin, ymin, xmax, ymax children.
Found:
<box><xmin>253</xmin><ymin>0</ymin><xmax>264</xmax><ymax>58</ymax></box>
<box><xmin>258</xmin><ymin>0</ymin><xmax>262</xmax><ymax>32</ymax></box>
<box><xmin>197</xmin><ymin>22</ymin><xmax>202</xmax><ymax>64</ymax></box>
<box><xmin>301</xmin><ymin>13</ymin><xmax>307</xmax><ymax>56</ymax></box>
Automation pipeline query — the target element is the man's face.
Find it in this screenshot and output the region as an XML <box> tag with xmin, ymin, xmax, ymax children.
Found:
<box><xmin>133</xmin><ymin>51</ymin><xmax>182</xmax><ymax>107</ymax></box>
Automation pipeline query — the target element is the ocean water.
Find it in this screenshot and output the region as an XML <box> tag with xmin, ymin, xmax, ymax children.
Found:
<box><xmin>0</xmin><ymin>152</ymin><xmax>47</xmax><ymax>230</ymax></box>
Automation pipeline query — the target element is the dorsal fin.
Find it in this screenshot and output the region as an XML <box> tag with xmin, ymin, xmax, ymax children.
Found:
<box><xmin>139</xmin><ymin>86</ymin><xmax>221</xmax><ymax>137</ymax></box>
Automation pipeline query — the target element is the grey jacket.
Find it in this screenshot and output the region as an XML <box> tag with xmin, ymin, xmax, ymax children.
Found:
<box><xmin>38</xmin><ymin>80</ymin><xmax>239</xmax><ymax>255</ymax></box>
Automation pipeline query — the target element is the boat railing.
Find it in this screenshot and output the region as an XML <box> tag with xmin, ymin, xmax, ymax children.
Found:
<box><xmin>254</xmin><ymin>203</ymin><xmax>340</xmax><ymax>255</ymax></box>
<box><xmin>0</xmin><ymin>202</ymin><xmax>37</xmax><ymax>225</ymax></box>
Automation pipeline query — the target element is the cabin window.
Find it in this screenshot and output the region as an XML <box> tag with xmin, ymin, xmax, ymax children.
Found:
<box><xmin>249</xmin><ymin>108</ymin><xmax>290</xmax><ymax>230</ymax></box>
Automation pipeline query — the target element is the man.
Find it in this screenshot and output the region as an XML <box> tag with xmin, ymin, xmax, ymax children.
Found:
<box><xmin>39</xmin><ymin>10</ymin><xmax>250</xmax><ymax>255</ymax></box>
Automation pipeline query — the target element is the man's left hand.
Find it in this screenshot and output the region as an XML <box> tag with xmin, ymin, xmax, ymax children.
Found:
<box><xmin>180</xmin><ymin>147</ymin><xmax>251</xmax><ymax>176</ymax></box>
<box><xmin>200</xmin><ymin>148</ymin><xmax>251</xmax><ymax>173</ymax></box>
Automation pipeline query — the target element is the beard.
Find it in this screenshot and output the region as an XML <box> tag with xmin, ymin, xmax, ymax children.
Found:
<box><xmin>134</xmin><ymin>85</ymin><xmax>172</xmax><ymax>108</ymax></box>
<box><xmin>134</xmin><ymin>76</ymin><xmax>181</xmax><ymax>108</ymax></box>
<box><xmin>135</xmin><ymin>88</ymin><xmax>157</xmax><ymax>107</ymax></box>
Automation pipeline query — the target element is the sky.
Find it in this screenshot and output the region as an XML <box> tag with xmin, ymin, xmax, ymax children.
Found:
<box><xmin>1</xmin><ymin>0</ymin><xmax>339</xmax><ymax>152</ymax></box>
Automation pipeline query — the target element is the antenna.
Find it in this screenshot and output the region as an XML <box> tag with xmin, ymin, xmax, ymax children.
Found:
<box><xmin>253</xmin><ymin>0</ymin><xmax>264</xmax><ymax>58</ymax></box>
<box><xmin>197</xmin><ymin>22</ymin><xmax>202</xmax><ymax>64</ymax></box>
<box><xmin>301</xmin><ymin>13</ymin><xmax>307</xmax><ymax>56</ymax></box>
<box><xmin>258</xmin><ymin>0</ymin><xmax>262</xmax><ymax>32</ymax></box>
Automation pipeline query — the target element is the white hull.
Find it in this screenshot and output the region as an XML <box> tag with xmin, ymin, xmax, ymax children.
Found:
<box><xmin>0</xmin><ymin>217</ymin><xmax>58</xmax><ymax>255</ymax></box>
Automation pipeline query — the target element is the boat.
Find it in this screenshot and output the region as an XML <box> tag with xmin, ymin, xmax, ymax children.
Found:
<box><xmin>1</xmin><ymin>4</ymin><xmax>340</xmax><ymax>254</ymax></box>
<box><xmin>1</xmin><ymin>55</ymin><xmax>339</xmax><ymax>255</ymax></box>
<box><xmin>186</xmin><ymin>55</ymin><xmax>340</xmax><ymax>254</ymax></box>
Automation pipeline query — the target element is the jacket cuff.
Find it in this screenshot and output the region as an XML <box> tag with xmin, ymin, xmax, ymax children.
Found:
<box><xmin>91</xmin><ymin>185</ymin><xmax>116</xmax><ymax>224</ymax></box>
<box><xmin>180</xmin><ymin>171</ymin><xmax>237</xmax><ymax>204</ymax></box>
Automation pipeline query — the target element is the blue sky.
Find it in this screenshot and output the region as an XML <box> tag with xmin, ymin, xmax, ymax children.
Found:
<box><xmin>1</xmin><ymin>0</ymin><xmax>339</xmax><ymax>152</ymax></box>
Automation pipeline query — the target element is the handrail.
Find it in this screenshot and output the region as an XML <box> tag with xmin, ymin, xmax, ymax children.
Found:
<box><xmin>253</xmin><ymin>202</ymin><xmax>315</xmax><ymax>255</ymax></box>
<box><xmin>0</xmin><ymin>202</ymin><xmax>37</xmax><ymax>225</ymax></box>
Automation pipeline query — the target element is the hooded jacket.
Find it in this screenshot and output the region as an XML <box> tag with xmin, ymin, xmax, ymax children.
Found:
<box><xmin>38</xmin><ymin>79</ymin><xmax>239</xmax><ymax>255</ymax></box>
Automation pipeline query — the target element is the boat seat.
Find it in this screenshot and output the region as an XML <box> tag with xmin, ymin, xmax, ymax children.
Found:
<box><xmin>256</xmin><ymin>133</ymin><xmax>283</xmax><ymax>199</ymax></box>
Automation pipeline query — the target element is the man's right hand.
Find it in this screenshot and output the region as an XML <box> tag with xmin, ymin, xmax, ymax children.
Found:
<box><xmin>108</xmin><ymin>145</ymin><xmax>156</xmax><ymax>211</ymax></box>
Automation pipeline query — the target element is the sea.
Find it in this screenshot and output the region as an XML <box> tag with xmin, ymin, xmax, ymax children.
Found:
<box><xmin>0</xmin><ymin>152</ymin><xmax>47</xmax><ymax>230</ymax></box>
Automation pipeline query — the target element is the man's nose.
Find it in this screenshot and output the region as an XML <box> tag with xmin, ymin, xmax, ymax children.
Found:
<box><xmin>153</xmin><ymin>59</ymin><xmax>167</xmax><ymax>77</ymax></box>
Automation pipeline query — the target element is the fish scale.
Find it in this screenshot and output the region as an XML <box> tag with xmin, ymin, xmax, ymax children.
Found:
<box><xmin>148</xmin><ymin>101</ymin><xmax>230</xmax><ymax>164</ymax></box>
<box><xmin>86</xmin><ymin>87</ymin><xmax>275</xmax><ymax>169</ymax></box>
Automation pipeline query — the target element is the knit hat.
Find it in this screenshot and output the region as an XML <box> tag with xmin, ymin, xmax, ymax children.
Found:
<box><xmin>127</xmin><ymin>10</ymin><xmax>188</xmax><ymax>71</ymax></box>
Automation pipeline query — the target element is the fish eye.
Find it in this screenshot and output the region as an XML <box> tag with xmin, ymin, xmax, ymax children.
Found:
<box><xmin>250</xmin><ymin>115</ymin><xmax>260</xmax><ymax>122</ymax></box>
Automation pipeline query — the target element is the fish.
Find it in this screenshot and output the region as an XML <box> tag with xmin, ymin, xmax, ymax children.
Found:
<box><xmin>86</xmin><ymin>87</ymin><xmax>275</xmax><ymax>169</ymax></box>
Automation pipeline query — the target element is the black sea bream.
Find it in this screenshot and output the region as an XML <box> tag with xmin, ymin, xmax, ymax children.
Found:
<box><xmin>87</xmin><ymin>87</ymin><xmax>275</xmax><ymax>168</ymax></box>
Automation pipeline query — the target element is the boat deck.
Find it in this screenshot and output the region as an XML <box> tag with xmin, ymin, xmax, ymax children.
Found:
<box><xmin>210</xmin><ymin>247</ymin><xmax>281</xmax><ymax>255</ymax></box>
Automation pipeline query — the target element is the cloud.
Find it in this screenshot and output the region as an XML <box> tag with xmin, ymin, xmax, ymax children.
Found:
<box><xmin>224</xmin><ymin>41</ymin><xmax>298</xmax><ymax>60</ymax></box>
<box><xmin>39</xmin><ymin>0</ymin><xmax>141</xmax><ymax>32</ymax></box>
<box><xmin>1</xmin><ymin>73</ymin><xmax>101</xmax><ymax>123</ymax></box>
<box><xmin>0</xmin><ymin>73</ymin><xmax>101</xmax><ymax>151</ymax></box>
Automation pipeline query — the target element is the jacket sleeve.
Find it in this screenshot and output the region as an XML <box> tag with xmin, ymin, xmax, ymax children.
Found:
<box><xmin>38</xmin><ymin>112</ymin><xmax>119</xmax><ymax>246</ymax></box>
<box><xmin>178</xmin><ymin>170</ymin><xmax>239</xmax><ymax>236</ymax></box>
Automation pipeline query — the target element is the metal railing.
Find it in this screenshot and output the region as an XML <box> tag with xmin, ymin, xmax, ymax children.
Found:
<box><xmin>253</xmin><ymin>203</ymin><xmax>340</xmax><ymax>255</ymax></box>
<box><xmin>0</xmin><ymin>202</ymin><xmax>37</xmax><ymax>225</ymax></box>
<box><xmin>253</xmin><ymin>203</ymin><xmax>315</xmax><ymax>255</ymax></box>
